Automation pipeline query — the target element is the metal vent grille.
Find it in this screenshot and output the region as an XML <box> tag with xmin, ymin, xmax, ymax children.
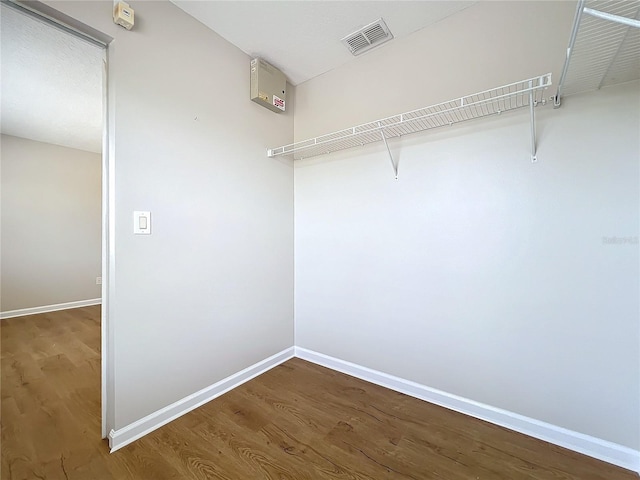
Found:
<box><xmin>363</xmin><ymin>24</ymin><xmax>387</xmax><ymax>43</ymax></box>
<box><xmin>342</xmin><ymin>18</ymin><xmax>393</xmax><ymax>56</ymax></box>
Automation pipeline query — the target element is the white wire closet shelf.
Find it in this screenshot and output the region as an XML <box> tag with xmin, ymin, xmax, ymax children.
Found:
<box><xmin>268</xmin><ymin>74</ymin><xmax>552</xmax><ymax>167</ymax></box>
<box><xmin>555</xmin><ymin>0</ymin><xmax>640</xmax><ymax>106</ymax></box>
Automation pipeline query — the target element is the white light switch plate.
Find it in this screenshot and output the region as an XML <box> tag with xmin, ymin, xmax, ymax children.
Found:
<box><xmin>133</xmin><ymin>211</ymin><xmax>151</xmax><ymax>234</ymax></box>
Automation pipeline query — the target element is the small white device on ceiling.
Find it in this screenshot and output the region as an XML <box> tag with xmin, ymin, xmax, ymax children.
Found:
<box><xmin>250</xmin><ymin>58</ymin><xmax>287</xmax><ymax>113</ymax></box>
<box><xmin>342</xmin><ymin>18</ymin><xmax>393</xmax><ymax>56</ymax></box>
<box><xmin>113</xmin><ymin>1</ymin><xmax>134</xmax><ymax>30</ymax></box>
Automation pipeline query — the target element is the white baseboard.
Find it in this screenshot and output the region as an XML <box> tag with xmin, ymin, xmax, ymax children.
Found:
<box><xmin>109</xmin><ymin>347</ymin><xmax>295</xmax><ymax>452</ymax></box>
<box><xmin>0</xmin><ymin>298</ymin><xmax>102</xmax><ymax>319</ymax></box>
<box><xmin>295</xmin><ymin>347</ymin><xmax>640</xmax><ymax>474</ymax></box>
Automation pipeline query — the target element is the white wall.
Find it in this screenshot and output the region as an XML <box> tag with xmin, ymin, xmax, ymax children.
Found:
<box><xmin>43</xmin><ymin>1</ymin><xmax>294</xmax><ymax>430</ymax></box>
<box><xmin>1</xmin><ymin>134</ymin><xmax>102</xmax><ymax>311</ymax></box>
<box><xmin>293</xmin><ymin>0</ymin><xmax>639</xmax><ymax>451</ymax></box>
<box><xmin>295</xmin><ymin>83</ymin><xmax>640</xmax><ymax>449</ymax></box>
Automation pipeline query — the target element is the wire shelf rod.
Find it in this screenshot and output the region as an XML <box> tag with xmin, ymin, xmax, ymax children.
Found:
<box><xmin>583</xmin><ymin>6</ymin><xmax>640</xmax><ymax>28</ymax></box>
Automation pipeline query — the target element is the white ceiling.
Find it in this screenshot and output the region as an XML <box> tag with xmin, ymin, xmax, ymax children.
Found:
<box><xmin>171</xmin><ymin>1</ymin><xmax>476</xmax><ymax>86</ymax></box>
<box><xmin>0</xmin><ymin>4</ymin><xmax>103</xmax><ymax>153</ymax></box>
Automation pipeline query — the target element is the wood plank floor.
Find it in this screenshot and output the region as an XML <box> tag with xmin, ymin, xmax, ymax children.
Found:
<box><xmin>1</xmin><ymin>306</ymin><xmax>636</xmax><ymax>479</ymax></box>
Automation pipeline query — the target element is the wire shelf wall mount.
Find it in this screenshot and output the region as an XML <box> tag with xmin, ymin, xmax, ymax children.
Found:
<box><xmin>267</xmin><ymin>73</ymin><xmax>552</xmax><ymax>177</ymax></box>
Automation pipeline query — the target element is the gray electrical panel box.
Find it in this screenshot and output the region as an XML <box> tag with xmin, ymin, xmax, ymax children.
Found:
<box><xmin>250</xmin><ymin>58</ymin><xmax>286</xmax><ymax>113</ymax></box>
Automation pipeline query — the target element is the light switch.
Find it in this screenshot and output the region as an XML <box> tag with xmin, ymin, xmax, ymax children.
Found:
<box><xmin>133</xmin><ymin>211</ymin><xmax>151</xmax><ymax>235</ymax></box>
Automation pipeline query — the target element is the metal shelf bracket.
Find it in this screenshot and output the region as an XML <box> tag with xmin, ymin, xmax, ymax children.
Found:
<box><xmin>379</xmin><ymin>122</ymin><xmax>399</xmax><ymax>179</ymax></box>
<box><xmin>529</xmin><ymin>80</ymin><xmax>537</xmax><ymax>163</ymax></box>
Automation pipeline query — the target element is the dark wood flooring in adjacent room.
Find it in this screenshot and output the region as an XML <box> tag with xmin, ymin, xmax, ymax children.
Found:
<box><xmin>1</xmin><ymin>306</ymin><xmax>636</xmax><ymax>479</ymax></box>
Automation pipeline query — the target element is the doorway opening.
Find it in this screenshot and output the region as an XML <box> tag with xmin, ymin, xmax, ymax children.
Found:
<box><xmin>0</xmin><ymin>0</ymin><xmax>112</xmax><ymax>439</ymax></box>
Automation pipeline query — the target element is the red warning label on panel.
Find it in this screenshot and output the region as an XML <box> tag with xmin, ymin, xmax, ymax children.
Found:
<box><xmin>273</xmin><ymin>95</ymin><xmax>285</xmax><ymax>111</ymax></box>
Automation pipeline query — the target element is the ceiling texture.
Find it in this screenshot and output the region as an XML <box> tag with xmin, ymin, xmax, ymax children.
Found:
<box><xmin>0</xmin><ymin>3</ymin><xmax>103</xmax><ymax>153</ymax></box>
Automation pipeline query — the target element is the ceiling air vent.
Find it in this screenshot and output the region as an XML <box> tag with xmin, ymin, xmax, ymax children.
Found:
<box><xmin>342</xmin><ymin>18</ymin><xmax>394</xmax><ymax>56</ymax></box>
